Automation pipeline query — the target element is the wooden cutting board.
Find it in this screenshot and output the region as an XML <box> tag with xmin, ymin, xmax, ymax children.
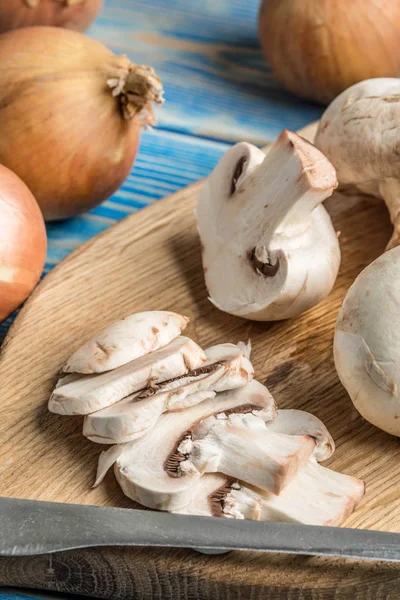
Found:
<box><xmin>1</xmin><ymin>122</ymin><xmax>399</xmax><ymax>598</ymax></box>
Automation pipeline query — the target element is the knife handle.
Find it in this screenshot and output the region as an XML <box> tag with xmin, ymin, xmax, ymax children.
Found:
<box><xmin>1</xmin><ymin>546</ymin><xmax>400</xmax><ymax>599</ymax></box>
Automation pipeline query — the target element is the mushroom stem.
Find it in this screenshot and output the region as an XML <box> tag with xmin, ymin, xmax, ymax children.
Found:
<box><xmin>225</xmin><ymin>459</ymin><xmax>365</xmax><ymax>525</ymax></box>
<box><xmin>259</xmin><ymin>132</ymin><xmax>338</xmax><ymax>235</ymax></box>
<box><xmin>182</xmin><ymin>412</ymin><xmax>315</xmax><ymax>494</ymax></box>
<box><xmin>176</xmin><ymin>460</ymin><xmax>365</xmax><ymax>527</ymax></box>
<box><xmin>250</xmin><ymin>246</ymin><xmax>280</xmax><ymax>277</ymax></box>
<box><xmin>197</xmin><ymin>130</ymin><xmax>340</xmax><ymax>321</ymax></box>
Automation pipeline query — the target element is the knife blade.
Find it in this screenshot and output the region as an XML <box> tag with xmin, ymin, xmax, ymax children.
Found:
<box><xmin>1</xmin><ymin>496</ymin><xmax>399</xmax><ymax>562</ymax></box>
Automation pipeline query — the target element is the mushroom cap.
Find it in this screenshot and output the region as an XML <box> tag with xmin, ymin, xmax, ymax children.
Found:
<box><xmin>62</xmin><ymin>311</ymin><xmax>189</xmax><ymax>374</ymax></box>
<box><xmin>315</xmin><ymin>78</ymin><xmax>400</xmax><ymax>194</ymax></box>
<box><xmin>264</xmin><ymin>409</ymin><xmax>335</xmax><ymax>462</ymax></box>
<box><xmin>113</xmin><ymin>380</ymin><xmax>277</xmax><ymax>511</ymax></box>
<box><xmin>197</xmin><ymin>130</ymin><xmax>339</xmax><ymax>321</ymax></box>
<box><xmin>50</xmin><ymin>336</ymin><xmax>205</xmax><ymax>416</ymax></box>
<box><xmin>334</xmin><ymin>247</ymin><xmax>400</xmax><ymax>436</ymax></box>
<box><xmin>83</xmin><ymin>342</ymin><xmax>254</xmax><ymax>444</ymax></box>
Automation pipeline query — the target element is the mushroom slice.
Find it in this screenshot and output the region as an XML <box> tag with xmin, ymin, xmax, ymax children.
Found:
<box><xmin>264</xmin><ymin>409</ymin><xmax>335</xmax><ymax>462</ymax></box>
<box><xmin>94</xmin><ymin>444</ymin><xmax>128</xmax><ymax>488</ymax></box>
<box><xmin>55</xmin><ymin>373</ymin><xmax>81</xmax><ymax>388</ymax></box>
<box><xmin>111</xmin><ymin>380</ymin><xmax>277</xmax><ymax>511</ymax></box>
<box><xmin>49</xmin><ymin>336</ymin><xmax>205</xmax><ymax>415</ymax></box>
<box><xmin>196</xmin><ymin>130</ymin><xmax>339</xmax><ymax>321</ymax></box>
<box><xmin>62</xmin><ymin>311</ymin><xmax>189</xmax><ymax>374</ymax></box>
<box><xmin>176</xmin><ymin>460</ymin><xmax>365</xmax><ymax>527</ymax></box>
<box><xmin>253</xmin><ymin>459</ymin><xmax>365</xmax><ymax>527</ymax></box>
<box><xmin>315</xmin><ymin>78</ymin><xmax>400</xmax><ymax>250</ymax></box>
<box><xmin>84</xmin><ymin>391</ymin><xmax>216</xmax><ymax>445</ymax></box>
<box><xmin>175</xmin><ymin>473</ymin><xmax>233</xmax><ymax>517</ymax></box>
<box><xmin>180</xmin><ymin>412</ymin><xmax>315</xmax><ymax>494</ymax></box>
<box><xmin>83</xmin><ymin>342</ymin><xmax>254</xmax><ymax>444</ymax></box>
<box><xmin>166</xmin><ymin>342</ymin><xmax>254</xmax><ymax>410</ymax></box>
<box><xmin>228</xmin><ymin>459</ymin><xmax>365</xmax><ymax>526</ymax></box>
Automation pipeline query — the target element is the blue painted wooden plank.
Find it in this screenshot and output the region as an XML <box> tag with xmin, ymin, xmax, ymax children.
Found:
<box><xmin>0</xmin><ymin>129</ymin><xmax>229</xmax><ymax>343</ymax></box>
<box><xmin>89</xmin><ymin>0</ymin><xmax>322</xmax><ymax>144</ymax></box>
<box><xmin>45</xmin><ymin>127</ymin><xmax>229</xmax><ymax>250</ymax></box>
<box><xmin>0</xmin><ymin>592</ymin><xmax>80</xmax><ymax>600</ymax></box>
<box><xmin>0</xmin><ymin>593</ymin><xmax>40</xmax><ymax>600</ymax></box>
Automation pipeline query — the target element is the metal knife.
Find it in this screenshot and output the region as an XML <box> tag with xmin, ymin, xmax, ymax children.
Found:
<box><xmin>1</xmin><ymin>496</ymin><xmax>400</xmax><ymax>562</ymax></box>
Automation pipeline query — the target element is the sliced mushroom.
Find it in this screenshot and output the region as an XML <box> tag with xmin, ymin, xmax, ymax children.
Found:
<box><xmin>175</xmin><ymin>473</ymin><xmax>231</xmax><ymax>517</ymax></box>
<box><xmin>62</xmin><ymin>311</ymin><xmax>189</xmax><ymax>374</ymax></box>
<box><xmin>231</xmin><ymin>459</ymin><xmax>364</xmax><ymax>526</ymax></box>
<box><xmin>55</xmin><ymin>373</ymin><xmax>81</xmax><ymax>388</ymax></box>
<box><xmin>176</xmin><ymin>459</ymin><xmax>365</xmax><ymax>527</ymax></box>
<box><xmin>49</xmin><ymin>336</ymin><xmax>205</xmax><ymax>416</ymax></box>
<box><xmin>196</xmin><ymin>130</ymin><xmax>339</xmax><ymax>321</ymax></box>
<box><xmin>180</xmin><ymin>412</ymin><xmax>315</xmax><ymax>494</ymax></box>
<box><xmin>94</xmin><ymin>444</ymin><xmax>127</xmax><ymax>488</ymax></box>
<box><xmin>83</xmin><ymin>342</ymin><xmax>254</xmax><ymax>444</ymax></box>
<box><xmin>230</xmin><ymin>460</ymin><xmax>365</xmax><ymax>525</ymax></box>
<box><xmin>264</xmin><ymin>409</ymin><xmax>335</xmax><ymax>461</ymax></box>
<box><xmin>109</xmin><ymin>380</ymin><xmax>277</xmax><ymax>511</ymax></box>
<box><xmin>84</xmin><ymin>390</ymin><xmax>216</xmax><ymax>445</ymax></box>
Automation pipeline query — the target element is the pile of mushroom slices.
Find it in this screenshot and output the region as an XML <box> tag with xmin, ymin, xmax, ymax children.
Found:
<box><xmin>49</xmin><ymin>310</ymin><xmax>364</xmax><ymax>525</ymax></box>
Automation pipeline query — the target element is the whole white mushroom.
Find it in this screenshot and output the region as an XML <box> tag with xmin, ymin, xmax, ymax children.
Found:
<box><xmin>315</xmin><ymin>78</ymin><xmax>400</xmax><ymax>250</ymax></box>
<box><xmin>334</xmin><ymin>248</ymin><xmax>400</xmax><ymax>436</ymax></box>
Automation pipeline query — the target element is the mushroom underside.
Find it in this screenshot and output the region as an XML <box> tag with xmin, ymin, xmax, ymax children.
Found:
<box><xmin>196</xmin><ymin>130</ymin><xmax>339</xmax><ymax>321</ymax></box>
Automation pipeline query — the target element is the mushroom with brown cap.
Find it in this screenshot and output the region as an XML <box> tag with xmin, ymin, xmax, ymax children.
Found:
<box><xmin>315</xmin><ymin>78</ymin><xmax>400</xmax><ymax>250</ymax></box>
<box><xmin>95</xmin><ymin>380</ymin><xmax>278</xmax><ymax>510</ymax></box>
<box><xmin>49</xmin><ymin>336</ymin><xmax>206</xmax><ymax>415</ymax></box>
<box><xmin>196</xmin><ymin>130</ymin><xmax>339</xmax><ymax>321</ymax></box>
<box><xmin>62</xmin><ymin>311</ymin><xmax>189</xmax><ymax>374</ymax></box>
<box><xmin>334</xmin><ymin>247</ymin><xmax>400</xmax><ymax>436</ymax></box>
<box><xmin>83</xmin><ymin>341</ymin><xmax>254</xmax><ymax>444</ymax></box>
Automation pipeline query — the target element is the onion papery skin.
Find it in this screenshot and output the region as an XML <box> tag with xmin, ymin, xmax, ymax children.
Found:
<box><xmin>258</xmin><ymin>0</ymin><xmax>400</xmax><ymax>105</ymax></box>
<box><xmin>0</xmin><ymin>0</ymin><xmax>103</xmax><ymax>34</ymax></box>
<box><xmin>0</xmin><ymin>27</ymin><xmax>162</xmax><ymax>220</ymax></box>
<box><xmin>0</xmin><ymin>165</ymin><xmax>47</xmax><ymax>322</ymax></box>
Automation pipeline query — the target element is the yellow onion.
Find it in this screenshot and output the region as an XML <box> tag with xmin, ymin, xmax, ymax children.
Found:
<box><xmin>0</xmin><ymin>0</ymin><xmax>103</xmax><ymax>34</ymax></box>
<box><xmin>0</xmin><ymin>26</ymin><xmax>163</xmax><ymax>220</ymax></box>
<box><xmin>0</xmin><ymin>164</ymin><xmax>47</xmax><ymax>322</ymax></box>
<box><xmin>258</xmin><ymin>0</ymin><xmax>400</xmax><ymax>104</ymax></box>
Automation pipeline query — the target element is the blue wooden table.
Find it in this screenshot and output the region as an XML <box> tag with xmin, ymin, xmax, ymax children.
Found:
<box><xmin>0</xmin><ymin>0</ymin><xmax>322</xmax><ymax>596</ymax></box>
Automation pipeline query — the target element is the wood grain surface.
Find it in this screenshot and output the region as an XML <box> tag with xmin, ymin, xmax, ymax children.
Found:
<box><xmin>1</xmin><ymin>122</ymin><xmax>400</xmax><ymax>598</ymax></box>
<box><xmin>0</xmin><ymin>0</ymin><xmax>323</xmax><ymax>343</ymax></box>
